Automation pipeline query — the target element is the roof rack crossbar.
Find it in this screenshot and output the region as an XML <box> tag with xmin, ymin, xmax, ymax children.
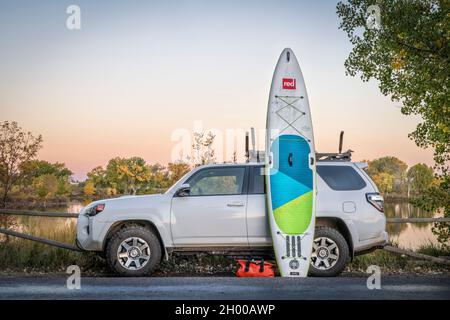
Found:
<box><xmin>315</xmin><ymin>150</ymin><xmax>353</xmax><ymax>161</ymax></box>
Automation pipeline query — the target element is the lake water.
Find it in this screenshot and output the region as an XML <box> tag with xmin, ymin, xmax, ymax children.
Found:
<box><xmin>3</xmin><ymin>200</ymin><xmax>442</xmax><ymax>250</ymax></box>
<box><xmin>384</xmin><ymin>202</ymin><xmax>441</xmax><ymax>250</ymax></box>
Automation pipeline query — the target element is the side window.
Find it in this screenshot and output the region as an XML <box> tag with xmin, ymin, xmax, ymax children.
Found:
<box><xmin>187</xmin><ymin>167</ymin><xmax>245</xmax><ymax>196</ymax></box>
<box><xmin>317</xmin><ymin>165</ymin><xmax>366</xmax><ymax>191</ymax></box>
<box><xmin>249</xmin><ymin>166</ymin><xmax>265</xmax><ymax>194</ymax></box>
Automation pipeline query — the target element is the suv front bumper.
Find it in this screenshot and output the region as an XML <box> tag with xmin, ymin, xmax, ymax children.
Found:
<box><xmin>76</xmin><ymin>213</ymin><xmax>109</xmax><ymax>251</ymax></box>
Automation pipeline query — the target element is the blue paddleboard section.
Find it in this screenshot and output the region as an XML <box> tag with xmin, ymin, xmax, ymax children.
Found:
<box><xmin>270</xmin><ymin>134</ymin><xmax>313</xmax><ymax>210</ymax></box>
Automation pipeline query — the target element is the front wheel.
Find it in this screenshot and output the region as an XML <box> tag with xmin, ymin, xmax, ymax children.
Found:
<box><xmin>308</xmin><ymin>226</ymin><xmax>349</xmax><ymax>277</ymax></box>
<box><xmin>106</xmin><ymin>225</ymin><xmax>162</xmax><ymax>276</ymax></box>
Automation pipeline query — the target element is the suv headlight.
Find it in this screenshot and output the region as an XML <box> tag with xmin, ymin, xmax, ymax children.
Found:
<box><xmin>85</xmin><ymin>203</ymin><xmax>105</xmax><ymax>217</ymax></box>
<box><xmin>366</xmin><ymin>193</ymin><xmax>384</xmax><ymax>212</ymax></box>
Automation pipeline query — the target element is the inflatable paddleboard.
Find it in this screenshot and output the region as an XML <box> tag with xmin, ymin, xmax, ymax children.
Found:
<box><xmin>265</xmin><ymin>48</ymin><xmax>316</xmax><ymax>277</ymax></box>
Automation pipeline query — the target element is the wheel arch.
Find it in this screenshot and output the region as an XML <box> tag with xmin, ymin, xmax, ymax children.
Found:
<box><xmin>315</xmin><ymin>217</ymin><xmax>354</xmax><ymax>260</ymax></box>
<box><xmin>103</xmin><ymin>219</ymin><xmax>168</xmax><ymax>260</ymax></box>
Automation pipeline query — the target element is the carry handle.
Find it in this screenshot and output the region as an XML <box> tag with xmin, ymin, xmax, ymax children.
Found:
<box><xmin>244</xmin><ymin>259</ymin><xmax>250</xmax><ymax>273</ymax></box>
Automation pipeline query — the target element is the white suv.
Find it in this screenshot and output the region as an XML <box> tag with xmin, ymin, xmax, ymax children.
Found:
<box><xmin>76</xmin><ymin>161</ymin><xmax>388</xmax><ymax>277</ymax></box>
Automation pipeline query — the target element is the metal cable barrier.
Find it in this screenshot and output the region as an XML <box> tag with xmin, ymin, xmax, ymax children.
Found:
<box><xmin>0</xmin><ymin>209</ymin><xmax>81</xmax><ymax>251</ymax></box>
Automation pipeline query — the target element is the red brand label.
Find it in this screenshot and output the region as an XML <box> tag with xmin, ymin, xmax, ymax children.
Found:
<box><xmin>282</xmin><ymin>78</ymin><xmax>296</xmax><ymax>90</ymax></box>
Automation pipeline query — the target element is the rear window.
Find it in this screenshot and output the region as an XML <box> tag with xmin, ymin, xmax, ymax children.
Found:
<box><xmin>317</xmin><ymin>165</ymin><xmax>366</xmax><ymax>191</ymax></box>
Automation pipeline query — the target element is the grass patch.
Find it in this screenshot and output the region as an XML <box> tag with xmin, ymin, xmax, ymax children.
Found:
<box><xmin>416</xmin><ymin>243</ymin><xmax>450</xmax><ymax>257</ymax></box>
<box><xmin>0</xmin><ymin>240</ymin><xmax>106</xmax><ymax>274</ymax></box>
<box><xmin>348</xmin><ymin>249</ymin><xmax>408</xmax><ymax>273</ymax></box>
<box><xmin>347</xmin><ymin>245</ymin><xmax>450</xmax><ymax>274</ymax></box>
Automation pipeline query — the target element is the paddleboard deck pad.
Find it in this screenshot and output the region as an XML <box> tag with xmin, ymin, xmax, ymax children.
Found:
<box><xmin>265</xmin><ymin>48</ymin><xmax>316</xmax><ymax>277</ymax></box>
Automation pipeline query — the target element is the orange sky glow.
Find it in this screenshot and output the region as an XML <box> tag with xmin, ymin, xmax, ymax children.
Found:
<box><xmin>0</xmin><ymin>1</ymin><xmax>434</xmax><ymax>180</ymax></box>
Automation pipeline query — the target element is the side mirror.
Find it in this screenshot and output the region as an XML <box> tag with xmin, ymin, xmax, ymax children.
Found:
<box><xmin>176</xmin><ymin>183</ymin><xmax>190</xmax><ymax>197</ymax></box>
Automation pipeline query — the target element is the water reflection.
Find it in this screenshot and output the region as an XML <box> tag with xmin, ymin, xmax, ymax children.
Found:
<box><xmin>384</xmin><ymin>202</ymin><xmax>441</xmax><ymax>249</ymax></box>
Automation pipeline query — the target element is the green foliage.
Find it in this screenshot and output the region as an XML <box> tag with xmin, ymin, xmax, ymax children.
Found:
<box><xmin>337</xmin><ymin>0</ymin><xmax>449</xmax><ymax>245</ymax></box>
<box><xmin>20</xmin><ymin>160</ymin><xmax>72</xmax><ymax>180</ymax></box>
<box><xmin>0</xmin><ymin>121</ymin><xmax>43</xmax><ymax>206</ymax></box>
<box><xmin>105</xmin><ymin>157</ymin><xmax>152</xmax><ymax>195</ymax></box>
<box><xmin>87</xmin><ymin>166</ymin><xmax>108</xmax><ymax>188</ymax></box>
<box><xmin>417</xmin><ymin>242</ymin><xmax>450</xmax><ymax>257</ymax></box>
<box><xmin>407</xmin><ymin>163</ymin><xmax>435</xmax><ymax>195</ymax></box>
<box><xmin>33</xmin><ymin>174</ymin><xmax>58</xmax><ymax>201</ymax></box>
<box><xmin>337</xmin><ymin>0</ymin><xmax>449</xmax><ymax>168</ymax></box>
<box><xmin>85</xmin><ymin>158</ymin><xmax>192</xmax><ymax>196</ymax></box>
<box><xmin>367</xmin><ymin>156</ymin><xmax>408</xmax><ymax>195</ymax></box>
<box><xmin>367</xmin><ymin>157</ymin><xmax>408</xmax><ymax>177</ymax></box>
<box><xmin>350</xmin><ymin>248</ymin><xmax>409</xmax><ymax>271</ymax></box>
<box><xmin>167</xmin><ymin>162</ymin><xmax>191</xmax><ymax>185</ymax></box>
<box><xmin>83</xmin><ymin>180</ymin><xmax>96</xmax><ymax>196</ymax></box>
<box><xmin>20</xmin><ymin>160</ymin><xmax>73</xmax><ymax>197</ymax></box>
<box><xmin>372</xmin><ymin>172</ymin><xmax>394</xmax><ymax>194</ymax></box>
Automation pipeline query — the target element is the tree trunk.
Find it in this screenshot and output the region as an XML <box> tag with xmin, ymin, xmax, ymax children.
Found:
<box><xmin>1</xmin><ymin>185</ymin><xmax>9</xmax><ymax>208</ymax></box>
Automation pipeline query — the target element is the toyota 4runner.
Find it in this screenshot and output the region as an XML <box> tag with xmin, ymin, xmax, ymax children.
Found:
<box><xmin>76</xmin><ymin>160</ymin><xmax>388</xmax><ymax>277</ymax></box>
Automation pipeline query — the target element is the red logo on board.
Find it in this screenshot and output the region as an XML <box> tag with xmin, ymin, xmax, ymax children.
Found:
<box><xmin>282</xmin><ymin>78</ymin><xmax>296</xmax><ymax>90</ymax></box>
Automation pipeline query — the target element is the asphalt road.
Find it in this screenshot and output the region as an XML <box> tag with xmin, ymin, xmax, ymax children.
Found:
<box><xmin>0</xmin><ymin>275</ymin><xmax>449</xmax><ymax>300</ymax></box>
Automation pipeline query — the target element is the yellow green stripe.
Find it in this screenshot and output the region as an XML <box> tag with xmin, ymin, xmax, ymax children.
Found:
<box><xmin>273</xmin><ymin>191</ymin><xmax>313</xmax><ymax>234</ymax></box>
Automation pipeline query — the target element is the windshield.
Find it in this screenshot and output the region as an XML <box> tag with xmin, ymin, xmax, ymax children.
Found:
<box><xmin>165</xmin><ymin>170</ymin><xmax>192</xmax><ymax>194</ymax></box>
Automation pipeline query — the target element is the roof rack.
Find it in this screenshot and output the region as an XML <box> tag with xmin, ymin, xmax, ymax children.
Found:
<box><xmin>316</xmin><ymin>131</ymin><xmax>353</xmax><ymax>161</ymax></box>
<box><xmin>315</xmin><ymin>150</ymin><xmax>353</xmax><ymax>162</ymax></box>
<box><xmin>245</xmin><ymin>128</ymin><xmax>353</xmax><ymax>163</ymax></box>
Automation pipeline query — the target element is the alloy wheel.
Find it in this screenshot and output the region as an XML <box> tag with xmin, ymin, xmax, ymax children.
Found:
<box><xmin>310</xmin><ymin>236</ymin><xmax>339</xmax><ymax>270</ymax></box>
<box><xmin>117</xmin><ymin>237</ymin><xmax>151</xmax><ymax>270</ymax></box>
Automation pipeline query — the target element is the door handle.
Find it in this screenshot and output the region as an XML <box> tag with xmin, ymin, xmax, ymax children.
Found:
<box><xmin>227</xmin><ymin>202</ymin><xmax>244</xmax><ymax>207</ymax></box>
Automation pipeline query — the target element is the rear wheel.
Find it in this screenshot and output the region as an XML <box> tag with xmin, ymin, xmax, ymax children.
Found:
<box><xmin>106</xmin><ymin>225</ymin><xmax>162</xmax><ymax>276</ymax></box>
<box><xmin>309</xmin><ymin>226</ymin><xmax>349</xmax><ymax>277</ymax></box>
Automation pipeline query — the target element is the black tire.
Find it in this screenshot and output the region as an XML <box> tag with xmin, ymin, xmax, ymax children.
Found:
<box><xmin>106</xmin><ymin>225</ymin><xmax>162</xmax><ymax>276</ymax></box>
<box><xmin>309</xmin><ymin>226</ymin><xmax>349</xmax><ymax>277</ymax></box>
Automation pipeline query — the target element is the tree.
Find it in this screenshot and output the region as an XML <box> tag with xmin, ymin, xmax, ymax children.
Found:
<box><xmin>190</xmin><ymin>131</ymin><xmax>216</xmax><ymax>166</ymax></box>
<box><xmin>87</xmin><ymin>166</ymin><xmax>108</xmax><ymax>189</ymax></box>
<box><xmin>167</xmin><ymin>162</ymin><xmax>191</xmax><ymax>186</ymax></box>
<box><xmin>367</xmin><ymin>157</ymin><xmax>408</xmax><ymax>195</ymax></box>
<box><xmin>33</xmin><ymin>174</ymin><xmax>58</xmax><ymax>203</ymax></box>
<box><xmin>407</xmin><ymin>163</ymin><xmax>435</xmax><ymax>195</ymax></box>
<box><xmin>105</xmin><ymin>157</ymin><xmax>152</xmax><ymax>195</ymax></box>
<box><xmin>372</xmin><ymin>172</ymin><xmax>394</xmax><ymax>195</ymax></box>
<box><xmin>147</xmin><ymin>163</ymin><xmax>169</xmax><ymax>191</ymax></box>
<box><xmin>20</xmin><ymin>160</ymin><xmax>73</xmax><ymax>197</ymax></box>
<box><xmin>337</xmin><ymin>0</ymin><xmax>449</xmax><ymax>245</ymax></box>
<box><xmin>0</xmin><ymin>121</ymin><xmax>43</xmax><ymax>207</ymax></box>
<box><xmin>83</xmin><ymin>181</ymin><xmax>96</xmax><ymax>196</ymax></box>
<box><xmin>20</xmin><ymin>160</ymin><xmax>72</xmax><ymax>179</ymax></box>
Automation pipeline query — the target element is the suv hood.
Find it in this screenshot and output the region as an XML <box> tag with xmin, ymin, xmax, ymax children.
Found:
<box><xmin>81</xmin><ymin>194</ymin><xmax>167</xmax><ymax>214</ymax></box>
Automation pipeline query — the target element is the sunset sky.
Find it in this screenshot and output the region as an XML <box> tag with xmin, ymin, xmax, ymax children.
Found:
<box><xmin>0</xmin><ymin>0</ymin><xmax>434</xmax><ymax>180</ymax></box>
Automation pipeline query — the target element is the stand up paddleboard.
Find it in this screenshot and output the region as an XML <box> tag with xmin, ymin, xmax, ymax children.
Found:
<box><xmin>265</xmin><ymin>48</ymin><xmax>316</xmax><ymax>277</ymax></box>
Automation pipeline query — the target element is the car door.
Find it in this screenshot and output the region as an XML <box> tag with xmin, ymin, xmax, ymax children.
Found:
<box><xmin>246</xmin><ymin>165</ymin><xmax>272</xmax><ymax>246</ymax></box>
<box><xmin>170</xmin><ymin>166</ymin><xmax>249</xmax><ymax>246</ymax></box>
